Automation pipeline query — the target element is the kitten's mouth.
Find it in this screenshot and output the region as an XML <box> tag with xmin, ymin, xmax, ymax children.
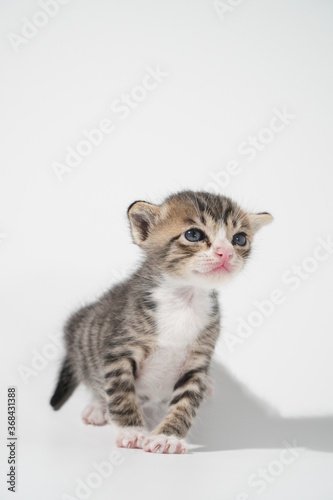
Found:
<box><xmin>194</xmin><ymin>261</ymin><xmax>232</xmax><ymax>276</ymax></box>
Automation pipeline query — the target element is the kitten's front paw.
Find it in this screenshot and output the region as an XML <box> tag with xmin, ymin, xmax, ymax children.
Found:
<box><xmin>142</xmin><ymin>434</ymin><xmax>187</xmax><ymax>454</ymax></box>
<box><xmin>116</xmin><ymin>427</ymin><xmax>148</xmax><ymax>449</ymax></box>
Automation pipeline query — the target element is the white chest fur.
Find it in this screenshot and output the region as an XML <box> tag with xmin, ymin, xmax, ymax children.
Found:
<box><xmin>135</xmin><ymin>279</ymin><xmax>213</xmax><ymax>404</ymax></box>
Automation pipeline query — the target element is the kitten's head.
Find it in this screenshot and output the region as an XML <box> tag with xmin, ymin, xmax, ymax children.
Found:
<box><xmin>128</xmin><ymin>191</ymin><xmax>272</xmax><ymax>287</ymax></box>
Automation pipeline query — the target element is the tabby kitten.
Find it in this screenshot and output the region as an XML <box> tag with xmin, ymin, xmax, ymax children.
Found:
<box><xmin>50</xmin><ymin>190</ymin><xmax>272</xmax><ymax>454</ymax></box>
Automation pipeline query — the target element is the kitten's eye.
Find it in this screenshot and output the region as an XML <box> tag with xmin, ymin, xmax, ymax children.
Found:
<box><xmin>185</xmin><ymin>228</ymin><xmax>205</xmax><ymax>242</ymax></box>
<box><xmin>232</xmin><ymin>232</ymin><xmax>247</xmax><ymax>246</ymax></box>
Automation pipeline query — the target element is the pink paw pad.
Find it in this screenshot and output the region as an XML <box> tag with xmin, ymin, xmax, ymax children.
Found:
<box><xmin>142</xmin><ymin>434</ymin><xmax>187</xmax><ymax>454</ymax></box>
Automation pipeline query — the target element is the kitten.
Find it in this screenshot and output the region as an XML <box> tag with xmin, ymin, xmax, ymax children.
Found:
<box><xmin>50</xmin><ymin>190</ymin><xmax>272</xmax><ymax>454</ymax></box>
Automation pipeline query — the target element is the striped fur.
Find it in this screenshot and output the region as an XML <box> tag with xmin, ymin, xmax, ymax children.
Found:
<box><xmin>50</xmin><ymin>191</ymin><xmax>272</xmax><ymax>451</ymax></box>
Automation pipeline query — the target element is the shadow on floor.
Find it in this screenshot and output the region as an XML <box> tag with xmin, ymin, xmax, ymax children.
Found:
<box><xmin>189</xmin><ymin>360</ymin><xmax>333</xmax><ymax>452</ymax></box>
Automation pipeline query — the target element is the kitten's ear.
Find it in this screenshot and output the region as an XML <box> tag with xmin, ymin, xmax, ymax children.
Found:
<box><xmin>127</xmin><ymin>201</ymin><xmax>161</xmax><ymax>246</ymax></box>
<box><xmin>248</xmin><ymin>212</ymin><xmax>273</xmax><ymax>232</ymax></box>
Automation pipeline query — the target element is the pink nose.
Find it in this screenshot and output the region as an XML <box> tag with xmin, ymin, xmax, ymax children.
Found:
<box><xmin>214</xmin><ymin>246</ymin><xmax>234</xmax><ymax>265</ymax></box>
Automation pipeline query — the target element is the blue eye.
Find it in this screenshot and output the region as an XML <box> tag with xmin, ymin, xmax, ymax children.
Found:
<box><xmin>232</xmin><ymin>232</ymin><xmax>247</xmax><ymax>246</ymax></box>
<box><xmin>185</xmin><ymin>228</ymin><xmax>205</xmax><ymax>242</ymax></box>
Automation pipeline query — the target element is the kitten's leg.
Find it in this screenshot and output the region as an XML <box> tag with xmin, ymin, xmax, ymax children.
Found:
<box><xmin>142</xmin><ymin>347</ymin><xmax>213</xmax><ymax>454</ymax></box>
<box><xmin>103</xmin><ymin>352</ymin><xmax>147</xmax><ymax>449</ymax></box>
<box><xmin>141</xmin><ymin>364</ymin><xmax>208</xmax><ymax>454</ymax></box>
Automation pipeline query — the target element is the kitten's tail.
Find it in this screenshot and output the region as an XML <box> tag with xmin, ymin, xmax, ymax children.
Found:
<box><xmin>50</xmin><ymin>357</ymin><xmax>78</xmax><ymax>410</ymax></box>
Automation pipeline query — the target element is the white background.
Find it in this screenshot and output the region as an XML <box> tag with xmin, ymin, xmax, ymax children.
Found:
<box><xmin>1</xmin><ymin>0</ymin><xmax>333</xmax><ymax>499</ymax></box>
